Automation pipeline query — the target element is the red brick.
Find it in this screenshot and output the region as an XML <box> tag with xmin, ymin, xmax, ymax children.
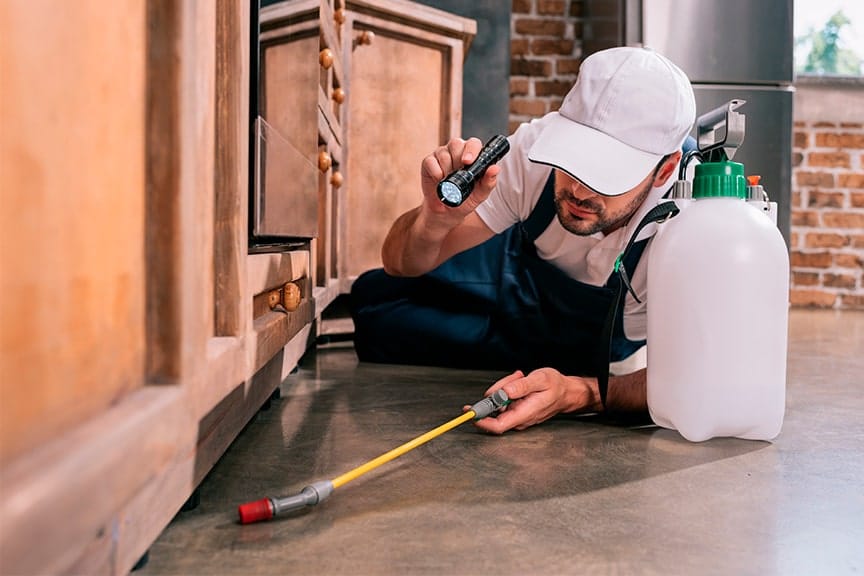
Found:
<box><xmin>514</xmin><ymin>18</ymin><xmax>566</xmax><ymax>36</ymax></box>
<box><xmin>794</xmin><ymin>121</ymin><xmax>806</xmax><ymax>128</ymax></box>
<box><xmin>791</xmin><ymin>271</ymin><xmax>820</xmax><ymax>286</ymax></box>
<box><xmin>813</xmin><ymin>121</ymin><xmax>837</xmax><ymax>128</ymax></box>
<box><xmin>570</xmin><ymin>1</ymin><xmax>584</xmax><ymax>18</ymax></box>
<box><xmin>537</xmin><ymin>0</ymin><xmax>566</xmax><ymax>15</ymax></box>
<box><xmin>510</xmin><ymin>98</ymin><xmax>548</xmax><ymax>116</ymax></box>
<box><xmin>791</xmin><ymin>210</ymin><xmax>820</xmax><ymax>227</ymax></box>
<box><xmin>790</xmin><ymin>289</ymin><xmax>837</xmax><ymax>308</ymax></box>
<box><xmin>556</xmin><ymin>57</ymin><xmax>583</xmax><ymax>75</ymax></box>
<box><xmin>808</xmin><ymin>152</ymin><xmax>851</xmax><ymax>168</ymax></box>
<box><xmin>794</xmin><ymin>131</ymin><xmax>809</xmax><ymax>149</ymax></box>
<box><xmin>807</xmin><ymin>190</ymin><xmax>845</xmax><ymax>208</ymax></box>
<box><xmin>796</xmin><ymin>171</ymin><xmax>835</xmax><ymax>188</ymax></box>
<box><xmin>535</xmin><ymin>79</ymin><xmax>573</xmax><ymax>97</ymax></box>
<box><xmin>571</xmin><ymin>21</ymin><xmax>584</xmax><ymax>37</ymax></box>
<box><xmin>822</xmin><ymin>212</ymin><xmax>864</xmax><ymax>229</ymax></box>
<box><xmin>805</xmin><ymin>232</ymin><xmax>848</xmax><ymax>248</ymax></box>
<box><xmin>512</xmin><ymin>0</ymin><xmax>532</xmax><ymax>14</ymax></box>
<box><xmin>852</xmin><ymin>193</ymin><xmax>864</xmax><ymax>208</ymax></box>
<box><xmin>834</xmin><ymin>253</ymin><xmax>863</xmax><ymax>269</ymax></box>
<box><xmin>840</xmin><ymin>122</ymin><xmax>864</xmax><ymax>129</ymax></box>
<box><xmin>815</xmin><ymin>133</ymin><xmax>864</xmax><ymax>148</ymax></box>
<box><xmin>510</xmin><ymin>58</ymin><xmax>552</xmax><ymax>76</ymax></box>
<box><xmin>824</xmin><ymin>273</ymin><xmax>857</xmax><ymax>289</ymax></box>
<box><xmin>851</xmin><ymin>235</ymin><xmax>864</xmax><ymax>249</ymax></box>
<box><xmin>531</xmin><ymin>38</ymin><xmax>575</xmax><ymax>55</ymax></box>
<box><xmin>511</xmin><ymin>39</ymin><xmax>530</xmax><ymax>56</ymax></box>
<box><xmin>839</xmin><ymin>173</ymin><xmax>864</xmax><ymax>189</ymax></box>
<box><xmin>840</xmin><ymin>294</ymin><xmax>864</xmax><ymax>309</ymax></box>
<box><xmin>792</xmin><ymin>191</ymin><xmax>802</xmax><ymax>207</ymax></box>
<box><xmin>791</xmin><ymin>251</ymin><xmax>833</xmax><ymax>268</ymax></box>
<box><xmin>508</xmin><ymin>120</ymin><xmax>524</xmax><ymax>134</ymax></box>
<box><xmin>790</xmin><ymin>231</ymin><xmax>800</xmax><ymax>248</ymax></box>
<box><xmin>510</xmin><ymin>78</ymin><xmax>530</xmax><ymax>96</ymax></box>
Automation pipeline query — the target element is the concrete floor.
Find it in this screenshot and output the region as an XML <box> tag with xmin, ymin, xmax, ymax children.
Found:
<box><xmin>140</xmin><ymin>309</ymin><xmax>864</xmax><ymax>575</ymax></box>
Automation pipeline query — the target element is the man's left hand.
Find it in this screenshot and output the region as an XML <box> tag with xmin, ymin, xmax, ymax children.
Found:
<box><xmin>471</xmin><ymin>368</ymin><xmax>603</xmax><ymax>434</ymax></box>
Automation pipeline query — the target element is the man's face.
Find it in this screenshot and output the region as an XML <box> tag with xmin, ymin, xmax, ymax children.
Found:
<box><xmin>552</xmin><ymin>166</ymin><xmax>657</xmax><ymax>236</ymax></box>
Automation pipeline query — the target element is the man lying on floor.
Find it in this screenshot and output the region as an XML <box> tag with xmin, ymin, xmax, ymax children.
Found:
<box><xmin>350</xmin><ymin>47</ymin><xmax>696</xmax><ymax>434</ymax></box>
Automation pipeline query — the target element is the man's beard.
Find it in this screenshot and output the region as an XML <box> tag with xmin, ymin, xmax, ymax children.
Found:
<box><xmin>553</xmin><ymin>178</ymin><xmax>654</xmax><ymax>236</ymax></box>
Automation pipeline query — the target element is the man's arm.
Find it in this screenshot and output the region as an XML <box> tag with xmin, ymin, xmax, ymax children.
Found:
<box><xmin>381</xmin><ymin>137</ymin><xmax>499</xmax><ymax>277</ymax></box>
<box><xmin>381</xmin><ymin>207</ymin><xmax>495</xmax><ymax>277</ymax></box>
<box><xmin>472</xmin><ymin>368</ymin><xmax>647</xmax><ymax>434</ymax></box>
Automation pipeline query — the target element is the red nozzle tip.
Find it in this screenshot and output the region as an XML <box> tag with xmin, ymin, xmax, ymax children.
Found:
<box><xmin>747</xmin><ymin>175</ymin><xmax>762</xmax><ymax>186</ymax></box>
<box><xmin>238</xmin><ymin>498</ymin><xmax>274</xmax><ymax>524</ymax></box>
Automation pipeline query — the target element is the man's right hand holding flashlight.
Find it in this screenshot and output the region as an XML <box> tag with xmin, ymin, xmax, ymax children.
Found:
<box><xmin>381</xmin><ymin>137</ymin><xmax>500</xmax><ymax>278</ymax></box>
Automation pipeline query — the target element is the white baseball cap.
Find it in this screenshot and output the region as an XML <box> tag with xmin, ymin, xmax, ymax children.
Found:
<box><xmin>528</xmin><ymin>46</ymin><xmax>696</xmax><ymax>196</ymax></box>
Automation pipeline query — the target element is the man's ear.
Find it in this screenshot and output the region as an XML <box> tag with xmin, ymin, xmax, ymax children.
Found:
<box><xmin>653</xmin><ymin>151</ymin><xmax>682</xmax><ymax>187</ymax></box>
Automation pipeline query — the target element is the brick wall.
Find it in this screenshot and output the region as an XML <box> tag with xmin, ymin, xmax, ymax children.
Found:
<box><xmin>791</xmin><ymin>113</ymin><xmax>864</xmax><ymax>309</ymax></box>
<box><xmin>508</xmin><ymin>4</ymin><xmax>864</xmax><ymax>310</ymax></box>
<box><xmin>509</xmin><ymin>0</ymin><xmax>620</xmax><ymax>134</ymax></box>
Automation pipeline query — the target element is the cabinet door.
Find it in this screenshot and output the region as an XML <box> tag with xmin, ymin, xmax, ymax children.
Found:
<box><xmin>341</xmin><ymin>0</ymin><xmax>473</xmax><ymax>278</ymax></box>
<box><xmin>257</xmin><ymin>3</ymin><xmax>320</xmax><ymax>239</ymax></box>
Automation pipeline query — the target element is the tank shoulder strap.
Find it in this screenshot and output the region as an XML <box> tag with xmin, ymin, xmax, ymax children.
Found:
<box><xmin>606</xmin><ymin>201</ymin><xmax>681</xmax><ymax>302</ymax></box>
<box><xmin>597</xmin><ymin>200</ymin><xmax>680</xmax><ymax>409</ymax></box>
<box><xmin>521</xmin><ymin>170</ymin><xmax>557</xmax><ymax>242</ymax></box>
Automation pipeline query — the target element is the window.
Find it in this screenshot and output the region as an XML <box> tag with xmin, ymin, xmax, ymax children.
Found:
<box><xmin>795</xmin><ymin>0</ymin><xmax>864</xmax><ymax>78</ymax></box>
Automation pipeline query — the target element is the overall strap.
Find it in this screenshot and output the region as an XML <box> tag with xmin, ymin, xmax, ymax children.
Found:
<box><xmin>522</xmin><ymin>170</ymin><xmax>557</xmax><ymax>242</ymax></box>
<box><xmin>597</xmin><ymin>201</ymin><xmax>680</xmax><ymax>409</ymax></box>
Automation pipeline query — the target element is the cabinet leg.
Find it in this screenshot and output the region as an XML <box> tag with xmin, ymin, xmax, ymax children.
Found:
<box><xmin>131</xmin><ymin>550</ymin><xmax>150</xmax><ymax>572</ymax></box>
<box><xmin>180</xmin><ymin>488</ymin><xmax>201</xmax><ymax>512</ymax></box>
<box><xmin>260</xmin><ymin>387</ymin><xmax>281</xmax><ymax>411</ymax></box>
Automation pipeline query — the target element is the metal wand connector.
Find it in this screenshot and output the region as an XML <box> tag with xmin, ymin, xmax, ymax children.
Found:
<box><xmin>470</xmin><ymin>389</ymin><xmax>511</xmax><ymax>419</ymax></box>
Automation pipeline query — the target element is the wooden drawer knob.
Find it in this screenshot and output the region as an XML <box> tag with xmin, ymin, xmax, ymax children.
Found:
<box><xmin>318</xmin><ymin>151</ymin><xmax>332</xmax><ymax>173</ymax></box>
<box><xmin>330</xmin><ymin>171</ymin><xmax>343</xmax><ymax>189</ymax></box>
<box><xmin>334</xmin><ymin>8</ymin><xmax>345</xmax><ymax>25</ymax></box>
<box><xmin>332</xmin><ymin>87</ymin><xmax>345</xmax><ymax>104</ymax></box>
<box><xmin>282</xmin><ymin>282</ymin><xmax>302</xmax><ymax>312</ymax></box>
<box><xmin>355</xmin><ymin>30</ymin><xmax>375</xmax><ymax>48</ymax></box>
<box><xmin>319</xmin><ymin>48</ymin><xmax>334</xmax><ymax>69</ymax></box>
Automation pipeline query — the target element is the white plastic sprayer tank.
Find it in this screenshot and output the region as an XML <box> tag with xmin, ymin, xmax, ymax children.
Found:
<box><xmin>647</xmin><ymin>160</ymin><xmax>790</xmax><ymax>442</ymax></box>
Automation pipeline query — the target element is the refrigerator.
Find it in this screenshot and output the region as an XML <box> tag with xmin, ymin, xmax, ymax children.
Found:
<box><xmin>626</xmin><ymin>0</ymin><xmax>795</xmax><ymax>244</ymax></box>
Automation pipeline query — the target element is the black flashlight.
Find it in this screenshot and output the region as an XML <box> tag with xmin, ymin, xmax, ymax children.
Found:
<box><xmin>437</xmin><ymin>135</ymin><xmax>510</xmax><ymax>207</ymax></box>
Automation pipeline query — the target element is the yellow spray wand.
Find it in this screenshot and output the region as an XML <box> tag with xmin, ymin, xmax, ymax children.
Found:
<box><xmin>237</xmin><ymin>390</ymin><xmax>510</xmax><ymax>524</ymax></box>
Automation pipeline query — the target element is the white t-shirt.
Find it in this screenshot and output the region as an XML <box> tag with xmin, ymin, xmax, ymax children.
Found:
<box><xmin>475</xmin><ymin>114</ymin><xmax>675</xmax><ymax>344</ymax></box>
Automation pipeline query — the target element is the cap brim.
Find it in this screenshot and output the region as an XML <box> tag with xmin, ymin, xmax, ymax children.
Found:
<box><xmin>528</xmin><ymin>113</ymin><xmax>663</xmax><ymax>196</ymax></box>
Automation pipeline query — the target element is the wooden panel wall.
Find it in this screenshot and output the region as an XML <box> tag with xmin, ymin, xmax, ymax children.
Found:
<box><xmin>0</xmin><ymin>0</ymin><xmax>147</xmax><ymax>465</ymax></box>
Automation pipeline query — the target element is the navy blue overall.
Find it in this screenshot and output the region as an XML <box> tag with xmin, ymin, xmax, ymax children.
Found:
<box><xmin>350</xmin><ymin>171</ymin><xmax>678</xmax><ymax>401</ymax></box>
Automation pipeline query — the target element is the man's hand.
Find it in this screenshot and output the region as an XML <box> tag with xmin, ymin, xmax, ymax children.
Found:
<box><xmin>420</xmin><ymin>137</ymin><xmax>501</xmax><ymax>222</ymax></box>
<box><xmin>382</xmin><ymin>137</ymin><xmax>499</xmax><ymax>277</ymax></box>
<box><xmin>471</xmin><ymin>368</ymin><xmax>603</xmax><ymax>434</ymax></box>
<box><xmin>471</xmin><ymin>366</ymin><xmax>649</xmax><ymax>433</ymax></box>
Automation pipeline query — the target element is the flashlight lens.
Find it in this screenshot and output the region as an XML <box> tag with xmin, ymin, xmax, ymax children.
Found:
<box><xmin>439</xmin><ymin>181</ymin><xmax>463</xmax><ymax>206</ymax></box>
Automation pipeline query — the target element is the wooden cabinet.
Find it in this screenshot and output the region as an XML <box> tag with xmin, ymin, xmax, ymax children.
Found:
<box><xmin>341</xmin><ymin>0</ymin><xmax>475</xmax><ymax>278</ymax></box>
<box><xmin>0</xmin><ymin>0</ymin><xmax>472</xmax><ymax>574</ymax></box>
<box><xmin>260</xmin><ymin>0</ymin><xmax>475</xmax><ymax>286</ymax></box>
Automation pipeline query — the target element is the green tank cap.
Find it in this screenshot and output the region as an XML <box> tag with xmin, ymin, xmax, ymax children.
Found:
<box><xmin>693</xmin><ymin>161</ymin><xmax>746</xmax><ymax>199</ymax></box>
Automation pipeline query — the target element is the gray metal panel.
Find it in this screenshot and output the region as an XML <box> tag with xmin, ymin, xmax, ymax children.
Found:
<box><xmin>413</xmin><ymin>0</ymin><xmax>511</xmax><ymax>140</ymax></box>
<box><xmin>691</xmin><ymin>86</ymin><xmax>794</xmax><ymax>244</ymax></box>
<box><xmin>642</xmin><ymin>0</ymin><xmax>793</xmax><ymax>84</ymax></box>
